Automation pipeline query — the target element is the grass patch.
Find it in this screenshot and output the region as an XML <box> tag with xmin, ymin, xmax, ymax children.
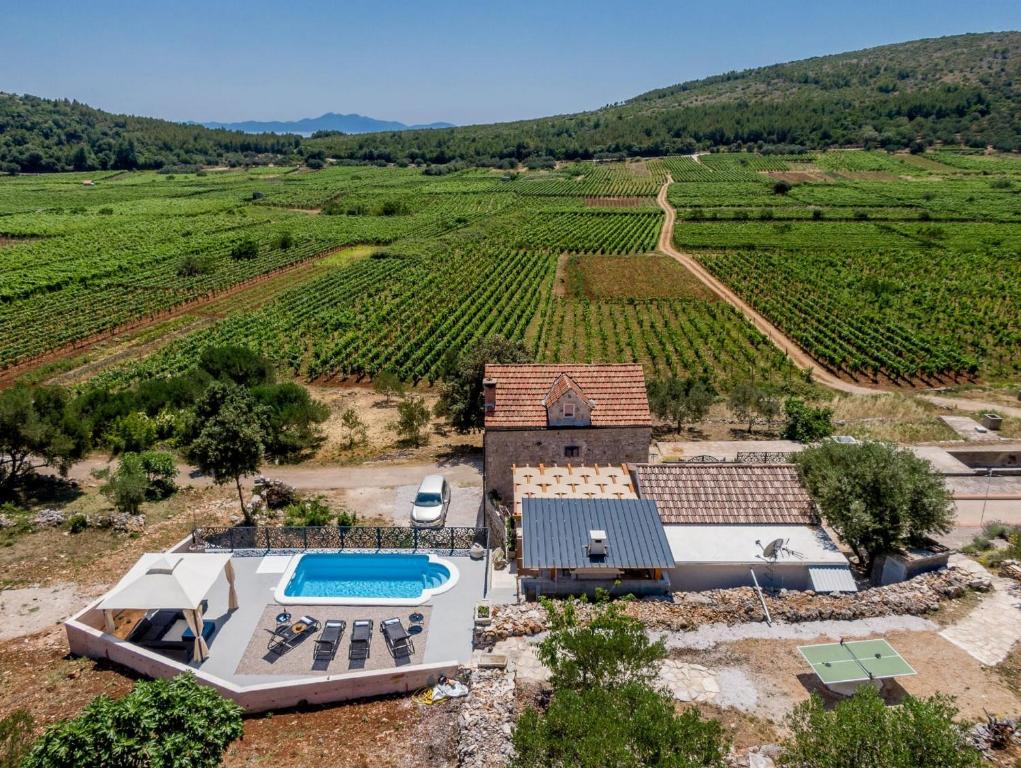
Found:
<box><xmin>830</xmin><ymin>394</ymin><xmax>957</xmax><ymax>443</ymax></box>
<box><xmin>565</xmin><ymin>254</ymin><xmax>715</xmax><ymax>300</ymax></box>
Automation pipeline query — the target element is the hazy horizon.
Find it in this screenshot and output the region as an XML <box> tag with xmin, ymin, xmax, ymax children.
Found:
<box><xmin>4</xmin><ymin>0</ymin><xmax>1020</xmax><ymax>127</ymax></box>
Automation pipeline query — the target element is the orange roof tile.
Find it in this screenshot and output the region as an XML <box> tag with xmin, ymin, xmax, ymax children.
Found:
<box><xmin>484</xmin><ymin>364</ymin><xmax>651</xmax><ymax>429</ymax></box>
<box><xmin>632</xmin><ymin>463</ymin><xmax>818</xmax><ymax>525</ymax></box>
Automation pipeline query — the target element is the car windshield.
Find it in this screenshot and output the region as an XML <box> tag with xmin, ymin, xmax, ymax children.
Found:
<box><xmin>414</xmin><ymin>492</ymin><xmax>442</xmax><ymax>507</ymax></box>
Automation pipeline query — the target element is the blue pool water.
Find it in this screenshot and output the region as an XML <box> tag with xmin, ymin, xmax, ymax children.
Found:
<box><xmin>283</xmin><ymin>553</ymin><xmax>452</xmax><ymax>600</ymax></box>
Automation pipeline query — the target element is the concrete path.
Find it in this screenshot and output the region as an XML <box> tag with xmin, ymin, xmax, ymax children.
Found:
<box><xmin>660</xmin><ymin>660</ymin><xmax>720</xmax><ymax>703</ymax></box>
<box><xmin>939</xmin><ymin>557</ymin><xmax>1021</xmax><ymax>666</ymax></box>
<box><xmin>923</xmin><ymin>394</ymin><xmax>1021</xmax><ymax>420</ymax></box>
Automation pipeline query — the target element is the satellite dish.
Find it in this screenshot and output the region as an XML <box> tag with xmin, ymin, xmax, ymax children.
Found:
<box><xmin>762</xmin><ymin>538</ymin><xmax>785</xmax><ymax>559</ymax></box>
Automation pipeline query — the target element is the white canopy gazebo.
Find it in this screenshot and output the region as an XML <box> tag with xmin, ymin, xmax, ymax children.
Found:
<box><xmin>99</xmin><ymin>552</ymin><xmax>237</xmax><ymax>662</ymax></box>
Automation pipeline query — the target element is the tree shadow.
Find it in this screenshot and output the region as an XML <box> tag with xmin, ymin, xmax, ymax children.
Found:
<box><xmin>12</xmin><ymin>473</ymin><xmax>84</xmax><ymax>507</ymax></box>
<box><xmin>435</xmin><ymin>446</ymin><xmax>483</xmax><ymax>469</ymax></box>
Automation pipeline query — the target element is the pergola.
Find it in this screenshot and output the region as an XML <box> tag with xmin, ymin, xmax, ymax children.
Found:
<box><xmin>99</xmin><ymin>552</ymin><xmax>237</xmax><ymax>662</ymax></box>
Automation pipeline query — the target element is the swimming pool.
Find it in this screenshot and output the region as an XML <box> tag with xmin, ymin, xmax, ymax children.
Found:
<box><xmin>274</xmin><ymin>552</ymin><xmax>459</xmax><ymax>606</ymax></box>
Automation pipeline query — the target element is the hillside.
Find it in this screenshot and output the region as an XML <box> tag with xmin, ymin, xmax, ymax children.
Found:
<box><xmin>308</xmin><ymin>32</ymin><xmax>1021</xmax><ymax>163</ymax></box>
<box><xmin>0</xmin><ymin>93</ymin><xmax>303</xmax><ymax>173</ymax></box>
<box><xmin>201</xmin><ymin>113</ymin><xmax>455</xmax><ymax>136</ymax></box>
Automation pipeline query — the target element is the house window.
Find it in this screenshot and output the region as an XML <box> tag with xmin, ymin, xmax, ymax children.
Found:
<box><xmin>564</xmin><ymin>445</ymin><xmax>580</xmax><ymax>459</ymax></box>
<box><xmin>563</xmin><ymin>402</ymin><xmax>576</xmax><ymax>419</ymax></box>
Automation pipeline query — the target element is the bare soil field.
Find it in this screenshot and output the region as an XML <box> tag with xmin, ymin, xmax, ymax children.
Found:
<box><xmin>565</xmin><ymin>253</ymin><xmax>716</xmax><ymax>301</ymax></box>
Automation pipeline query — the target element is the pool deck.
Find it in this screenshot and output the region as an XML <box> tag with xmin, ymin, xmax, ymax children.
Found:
<box><xmin>191</xmin><ymin>553</ymin><xmax>486</xmax><ymax>684</ymax></box>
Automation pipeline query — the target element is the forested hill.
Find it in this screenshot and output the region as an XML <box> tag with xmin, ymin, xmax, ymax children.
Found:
<box><xmin>0</xmin><ymin>93</ymin><xmax>302</xmax><ymax>173</ymax></box>
<box><xmin>308</xmin><ymin>32</ymin><xmax>1021</xmax><ymax>164</ymax></box>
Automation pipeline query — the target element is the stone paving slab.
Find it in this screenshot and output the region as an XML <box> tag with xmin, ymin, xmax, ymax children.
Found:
<box><xmin>939</xmin><ymin>558</ymin><xmax>1021</xmax><ymax>666</ymax></box>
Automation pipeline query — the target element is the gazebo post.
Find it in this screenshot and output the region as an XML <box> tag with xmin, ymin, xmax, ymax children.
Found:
<box><xmin>225</xmin><ymin>560</ymin><xmax>239</xmax><ymax>612</ymax></box>
<box><xmin>103</xmin><ymin>609</ymin><xmax>116</xmax><ymax>634</ymax></box>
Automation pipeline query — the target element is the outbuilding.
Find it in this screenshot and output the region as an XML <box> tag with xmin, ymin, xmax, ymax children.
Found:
<box><xmin>632</xmin><ymin>463</ymin><xmax>857</xmax><ymax>593</ymax></box>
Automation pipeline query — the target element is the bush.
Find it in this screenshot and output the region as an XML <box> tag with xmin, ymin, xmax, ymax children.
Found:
<box><xmin>782</xmin><ymin>397</ymin><xmax>833</xmax><ymax>442</ymax></box>
<box><xmin>773</xmin><ymin>180</ymin><xmax>792</xmax><ymax>195</ymax></box>
<box><xmin>336</xmin><ymin>507</ymin><xmax>358</xmax><ymax>527</ymax></box>
<box><xmin>391</xmin><ymin>394</ymin><xmax>431</xmax><ymax>446</ymax></box>
<box><xmin>177</xmin><ymin>253</ymin><xmax>213</xmax><ymax>277</ymax></box>
<box><xmin>67</xmin><ymin>513</ymin><xmax>88</xmax><ymax>534</ymax></box>
<box><xmin>778</xmin><ymin>686</ymin><xmax>980</xmax><ymax>768</ymax></box>
<box><xmin>229</xmin><ymin>238</ymin><xmax>259</xmax><ymax>260</ymax></box>
<box><xmin>139</xmin><ymin>450</ymin><xmax>177</xmax><ymax>498</ymax></box>
<box><xmin>277</xmin><ymin>231</ymin><xmax>293</xmax><ymax>250</ymax></box>
<box><xmin>108</xmin><ymin>411</ymin><xmax>157</xmax><ymax>454</ymax></box>
<box><xmin>24</xmin><ymin>674</ymin><xmax>243</xmax><ymax>768</ymax></box>
<box><xmin>100</xmin><ymin>453</ymin><xmax>149</xmax><ymax>515</ymax></box>
<box><xmin>284</xmin><ymin>495</ymin><xmax>333</xmax><ymax>526</ymax></box>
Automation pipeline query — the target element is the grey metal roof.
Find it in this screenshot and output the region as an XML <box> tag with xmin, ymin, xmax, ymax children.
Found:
<box><xmin>522</xmin><ymin>498</ymin><xmax>675</xmax><ymax>570</ymax></box>
<box><xmin>808</xmin><ymin>566</ymin><xmax>858</xmax><ymax>593</ymax></box>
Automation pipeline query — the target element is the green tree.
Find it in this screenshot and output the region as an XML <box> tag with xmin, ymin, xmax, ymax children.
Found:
<box><xmin>185</xmin><ymin>383</ymin><xmax>269</xmax><ymax>522</ymax></box>
<box><xmin>647</xmin><ymin>376</ymin><xmax>716</xmax><ymax>433</ymax></box>
<box><xmin>108</xmin><ymin>411</ymin><xmax>157</xmax><ymax>454</ymax></box>
<box><xmin>778</xmin><ymin>686</ymin><xmax>980</xmax><ymax>768</ymax></box>
<box><xmin>513</xmin><ymin>600</ymin><xmax>726</xmax><ymax>768</ymax></box>
<box><xmin>139</xmin><ymin>450</ymin><xmax>177</xmax><ymax>498</ymax></box>
<box><xmin>373</xmin><ymin>370</ymin><xmax>405</xmax><ymax>405</ymax></box>
<box><xmin>198</xmin><ymin>345</ymin><xmax>275</xmax><ymax>387</ymax></box>
<box><xmin>436</xmin><ymin>335</ymin><xmax>532</xmax><ymax>433</ymax></box>
<box><xmin>252</xmin><ymin>382</ymin><xmax>329</xmax><ymax>461</ymax></box>
<box><xmin>283</xmin><ymin>495</ymin><xmax>334</xmax><ymax>526</ymax></box>
<box><xmin>538</xmin><ymin>599</ymin><xmax>667</xmax><ymax>691</ymax></box>
<box><xmin>24</xmin><ymin>674</ymin><xmax>243</xmax><ymax>768</ymax></box>
<box><xmin>513</xmin><ymin>684</ymin><xmax>725</xmax><ymax>768</ymax></box>
<box><xmin>794</xmin><ymin>441</ymin><xmax>954</xmax><ymax>571</ymax></box>
<box><xmin>0</xmin><ymin>385</ymin><xmax>89</xmax><ymax>495</ymax></box>
<box><xmin>729</xmin><ymin>382</ymin><xmax>782</xmax><ymax>434</ymax></box>
<box><xmin>782</xmin><ymin>396</ymin><xmax>834</xmax><ymax>442</ymax></box>
<box><xmin>100</xmin><ymin>453</ymin><xmax>149</xmax><ymax>515</ymax></box>
<box><xmin>391</xmin><ymin>395</ymin><xmax>431</xmax><ymax>446</ymax></box>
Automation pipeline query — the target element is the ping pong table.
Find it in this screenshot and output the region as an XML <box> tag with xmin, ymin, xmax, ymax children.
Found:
<box><xmin>798</xmin><ymin>638</ymin><xmax>915</xmax><ymax>696</ymax></box>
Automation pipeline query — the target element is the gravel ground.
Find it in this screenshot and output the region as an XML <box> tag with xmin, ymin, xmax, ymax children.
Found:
<box><xmin>654</xmin><ymin>614</ymin><xmax>938</xmax><ymax>651</ymax></box>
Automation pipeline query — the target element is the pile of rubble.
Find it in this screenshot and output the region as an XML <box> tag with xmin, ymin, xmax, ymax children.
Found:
<box><xmin>726</xmin><ymin>745</ymin><xmax>780</xmax><ymax>768</ymax></box>
<box><xmin>456</xmin><ymin>668</ymin><xmax>515</xmax><ymax>768</ymax></box>
<box><xmin>1001</xmin><ymin>560</ymin><xmax>1021</xmax><ymax>583</ymax></box>
<box><xmin>244</xmin><ymin>476</ymin><xmax>298</xmax><ymax>519</ymax></box>
<box><xmin>31</xmin><ymin>508</ymin><xmax>66</xmax><ymax>527</ymax></box>
<box><xmin>476</xmin><ymin>566</ymin><xmax>991</xmax><ymax>646</ymax></box>
<box><xmin>967</xmin><ymin>714</ymin><xmax>1020</xmax><ymax>759</ymax></box>
<box><xmin>91</xmin><ymin>511</ymin><xmax>146</xmax><ymax>533</ymax></box>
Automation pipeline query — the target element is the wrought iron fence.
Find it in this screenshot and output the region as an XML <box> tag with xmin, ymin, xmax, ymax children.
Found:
<box><xmin>192</xmin><ymin>525</ymin><xmax>488</xmax><ymax>553</ymax></box>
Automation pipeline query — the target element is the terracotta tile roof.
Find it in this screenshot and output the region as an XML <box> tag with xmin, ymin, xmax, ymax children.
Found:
<box><xmin>484</xmin><ymin>364</ymin><xmax>651</xmax><ymax>429</ymax></box>
<box><xmin>632</xmin><ymin>463</ymin><xmax>818</xmax><ymax>525</ymax></box>
<box><xmin>542</xmin><ymin>373</ymin><xmax>590</xmax><ymax>408</ymax></box>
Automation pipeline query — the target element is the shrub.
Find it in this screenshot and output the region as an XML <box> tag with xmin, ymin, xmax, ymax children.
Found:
<box><xmin>139</xmin><ymin>450</ymin><xmax>177</xmax><ymax>498</ymax></box>
<box><xmin>336</xmin><ymin>507</ymin><xmax>358</xmax><ymax>527</ymax></box>
<box><xmin>277</xmin><ymin>231</ymin><xmax>293</xmax><ymax>250</ymax></box>
<box><xmin>177</xmin><ymin>253</ymin><xmax>213</xmax><ymax>277</ymax></box>
<box><xmin>811</xmin><ymin>208</ymin><xmax>824</xmax><ymax>220</ymax></box>
<box><xmin>284</xmin><ymin>495</ymin><xmax>333</xmax><ymax>526</ymax></box>
<box><xmin>391</xmin><ymin>394</ymin><xmax>431</xmax><ymax>446</ymax></box>
<box><xmin>66</xmin><ymin>513</ymin><xmax>88</xmax><ymax>533</ymax></box>
<box><xmin>782</xmin><ymin>397</ymin><xmax>833</xmax><ymax>442</ymax></box>
<box><xmin>773</xmin><ymin>180</ymin><xmax>792</xmax><ymax>195</ymax></box>
<box><xmin>108</xmin><ymin>411</ymin><xmax>157</xmax><ymax>454</ymax></box>
<box><xmin>229</xmin><ymin>238</ymin><xmax>259</xmax><ymax>260</ymax></box>
<box><xmin>24</xmin><ymin>674</ymin><xmax>243</xmax><ymax>768</ymax></box>
<box><xmin>778</xmin><ymin>686</ymin><xmax>980</xmax><ymax>768</ymax></box>
<box><xmin>100</xmin><ymin>453</ymin><xmax>149</xmax><ymax>515</ymax></box>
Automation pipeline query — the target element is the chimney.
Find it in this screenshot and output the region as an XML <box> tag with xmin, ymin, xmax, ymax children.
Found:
<box><xmin>587</xmin><ymin>530</ymin><xmax>608</xmax><ymax>558</ymax></box>
<box><xmin>483</xmin><ymin>378</ymin><xmax>497</xmax><ymax>414</ymax></box>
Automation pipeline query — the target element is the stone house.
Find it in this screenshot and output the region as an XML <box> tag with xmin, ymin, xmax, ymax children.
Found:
<box><xmin>482</xmin><ymin>364</ymin><xmax>652</xmax><ymax>501</ymax></box>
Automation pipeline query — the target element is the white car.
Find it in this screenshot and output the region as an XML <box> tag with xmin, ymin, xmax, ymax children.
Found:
<box><xmin>410</xmin><ymin>474</ymin><xmax>450</xmax><ymax>528</ymax></box>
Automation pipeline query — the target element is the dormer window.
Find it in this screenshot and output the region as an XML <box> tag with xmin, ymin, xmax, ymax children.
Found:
<box><xmin>563</xmin><ymin>402</ymin><xmax>576</xmax><ymax>419</ymax></box>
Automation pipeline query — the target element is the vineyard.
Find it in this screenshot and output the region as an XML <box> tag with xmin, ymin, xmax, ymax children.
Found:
<box><xmin>666</xmin><ymin>151</ymin><xmax>1021</xmax><ymax>383</ymax></box>
<box><xmin>2</xmin><ymin>150</ymin><xmax>1019</xmax><ymax>390</ymax></box>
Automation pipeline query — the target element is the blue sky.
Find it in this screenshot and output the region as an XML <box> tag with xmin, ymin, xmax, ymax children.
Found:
<box><xmin>4</xmin><ymin>0</ymin><xmax>1019</xmax><ymax>126</ymax></box>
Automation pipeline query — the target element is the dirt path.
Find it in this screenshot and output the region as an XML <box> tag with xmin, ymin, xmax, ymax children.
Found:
<box><xmin>921</xmin><ymin>394</ymin><xmax>1021</xmax><ymax>419</ymax></box>
<box><xmin>655</xmin><ymin>176</ymin><xmax>877</xmax><ymax>395</ymax></box>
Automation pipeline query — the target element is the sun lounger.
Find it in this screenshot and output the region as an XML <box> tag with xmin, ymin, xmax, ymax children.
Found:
<box><xmin>381</xmin><ymin>617</ymin><xmax>414</xmax><ymax>658</ymax></box>
<box><xmin>313</xmin><ymin>619</ymin><xmax>346</xmax><ymax>662</ymax></box>
<box><xmin>267</xmin><ymin>615</ymin><xmax>320</xmax><ymax>655</ymax></box>
<box><xmin>349</xmin><ymin>619</ymin><xmax>373</xmax><ymax>660</ymax></box>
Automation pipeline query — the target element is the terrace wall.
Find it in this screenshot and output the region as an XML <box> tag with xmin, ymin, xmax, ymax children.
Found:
<box><xmin>65</xmin><ymin>603</ymin><xmax>458</xmax><ymax>713</ymax></box>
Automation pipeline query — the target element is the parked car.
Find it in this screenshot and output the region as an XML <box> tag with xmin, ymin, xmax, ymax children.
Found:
<box><xmin>411</xmin><ymin>474</ymin><xmax>450</xmax><ymax>528</ymax></box>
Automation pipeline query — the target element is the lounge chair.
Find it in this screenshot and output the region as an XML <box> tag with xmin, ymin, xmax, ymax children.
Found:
<box><xmin>381</xmin><ymin>617</ymin><xmax>414</xmax><ymax>658</ymax></box>
<box><xmin>313</xmin><ymin>619</ymin><xmax>346</xmax><ymax>662</ymax></box>
<box><xmin>349</xmin><ymin>619</ymin><xmax>373</xmax><ymax>660</ymax></box>
<box><xmin>267</xmin><ymin>615</ymin><xmax>320</xmax><ymax>655</ymax></box>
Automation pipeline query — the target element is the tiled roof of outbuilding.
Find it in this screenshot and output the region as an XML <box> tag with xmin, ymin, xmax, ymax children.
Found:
<box><xmin>632</xmin><ymin>463</ymin><xmax>818</xmax><ymax>525</ymax></box>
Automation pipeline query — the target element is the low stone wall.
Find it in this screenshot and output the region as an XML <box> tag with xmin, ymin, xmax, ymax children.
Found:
<box><xmin>475</xmin><ymin>566</ymin><xmax>991</xmax><ymax>647</ymax></box>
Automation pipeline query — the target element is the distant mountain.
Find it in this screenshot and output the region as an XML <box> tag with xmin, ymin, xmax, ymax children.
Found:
<box><xmin>309</xmin><ymin>31</ymin><xmax>1021</xmax><ymax>162</ymax></box>
<box><xmin>200</xmin><ymin>113</ymin><xmax>455</xmax><ymax>136</ymax></box>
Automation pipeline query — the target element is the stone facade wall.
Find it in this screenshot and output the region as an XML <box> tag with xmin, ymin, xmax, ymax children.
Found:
<box><xmin>484</xmin><ymin>426</ymin><xmax>651</xmax><ymax>501</ymax></box>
